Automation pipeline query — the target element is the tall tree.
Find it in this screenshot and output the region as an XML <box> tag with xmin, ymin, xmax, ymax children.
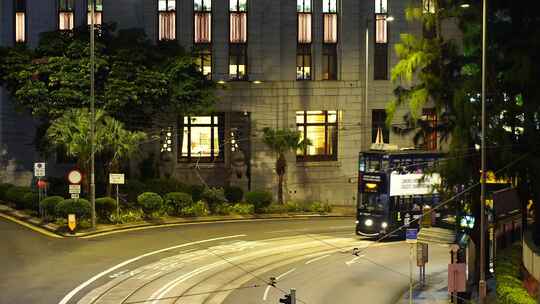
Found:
<box><xmin>262</xmin><ymin>128</ymin><xmax>309</xmax><ymax>205</ymax></box>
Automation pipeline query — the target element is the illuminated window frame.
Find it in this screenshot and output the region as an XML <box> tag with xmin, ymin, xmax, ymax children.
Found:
<box><xmin>194</xmin><ymin>45</ymin><xmax>212</xmax><ymax>79</ymax></box>
<box><xmin>58</xmin><ymin>0</ymin><xmax>74</xmax><ymax>31</ymax></box>
<box><xmin>15</xmin><ymin>0</ymin><xmax>26</xmax><ymax>43</ymax></box>
<box><xmin>296</xmin><ymin>44</ymin><xmax>312</xmax><ymax>80</ymax></box>
<box><xmin>158</xmin><ymin>0</ymin><xmax>176</xmax><ymax>41</ymax></box>
<box><xmin>87</xmin><ymin>0</ymin><xmax>103</xmax><ymax>26</ymax></box>
<box><xmin>296</xmin><ymin>110</ymin><xmax>338</xmax><ymax>162</ymax></box>
<box><xmin>178</xmin><ymin>115</ymin><xmax>224</xmax><ymax>162</ymax></box>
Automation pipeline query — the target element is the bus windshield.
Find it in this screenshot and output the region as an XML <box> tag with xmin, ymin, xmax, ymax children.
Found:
<box><xmin>359</xmin><ymin>193</ymin><xmax>389</xmax><ymax>214</ymax></box>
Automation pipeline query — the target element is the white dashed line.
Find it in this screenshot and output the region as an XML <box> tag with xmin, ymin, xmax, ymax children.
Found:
<box><xmin>305</xmin><ymin>254</ymin><xmax>331</xmax><ymax>265</ymax></box>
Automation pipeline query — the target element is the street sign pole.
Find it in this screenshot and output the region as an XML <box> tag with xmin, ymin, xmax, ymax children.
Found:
<box><xmin>290</xmin><ymin>288</ymin><xmax>296</xmax><ymax>304</ymax></box>
<box><xmin>409</xmin><ymin>243</ymin><xmax>413</xmax><ymax>304</ymax></box>
<box><xmin>116</xmin><ymin>184</ymin><xmax>120</xmax><ymax>224</ymax></box>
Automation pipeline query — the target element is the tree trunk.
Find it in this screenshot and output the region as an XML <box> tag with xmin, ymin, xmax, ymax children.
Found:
<box><xmin>276</xmin><ymin>153</ymin><xmax>287</xmax><ymax>205</ymax></box>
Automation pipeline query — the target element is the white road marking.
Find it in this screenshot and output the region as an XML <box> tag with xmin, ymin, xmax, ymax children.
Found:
<box><xmin>57</xmin><ymin>234</ymin><xmax>246</xmax><ymax>304</ymax></box>
<box><xmin>276</xmin><ymin>268</ymin><xmax>296</xmax><ymax>280</ymax></box>
<box><xmin>262</xmin><ymin>286</ymin><xmax>272</xmax><ymax>301</ymax></box>
<box><xmin>345</xmin><ymin>255</ymin><xmax>365</xmax><ymax>266</ymax></box>
<box><xmin>305</xmin><ymin>254</ymin><xmax>331</xmax><ymax>265</ymax></box>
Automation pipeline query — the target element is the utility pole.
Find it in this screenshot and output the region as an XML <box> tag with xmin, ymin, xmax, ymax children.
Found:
<box><xmin>90</xmin><ymin>0</ymin><xmax>96</xmax><ymax>229</ymax></box>
<box><xmin>479</xmin><ymin>0</ymin><xmax>488</xmax><ymax>302</ymax></box>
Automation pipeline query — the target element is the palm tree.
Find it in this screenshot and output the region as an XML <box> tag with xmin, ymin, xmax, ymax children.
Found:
<box><xmin>103</xmin><ymin>117</ymin><xmax>147</xmax><ymax>195</ymax></box>
<box><xmin>262</xmin><ymin>127</ymin><xmax>309</xmax><ymax>204</ymax></box>
<box><xmin>47</xmin><ymin>108</ymin><xmax>107</xmax><ymax>194</ymax></box>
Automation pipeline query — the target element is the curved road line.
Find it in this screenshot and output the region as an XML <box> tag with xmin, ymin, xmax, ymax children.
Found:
<box><xmin>0</xmin><ymin>213</ymin><xmax>63</xmax><ymax>238</ymax></box>
<box><xmin>58</xmin><ymin>234</ymin><xmax>246</xmax><ymax>304</ymax></box>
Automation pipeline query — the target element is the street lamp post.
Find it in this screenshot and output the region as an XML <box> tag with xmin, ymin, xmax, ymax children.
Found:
<box><xmin>90</xmin><ymin>0</ymin><xmax>96</xmax><ymax>229</ymax></box>
<box><xmin>479</xmin><ymin>0</ymin><xmax>488</xmax><ymax>301</ymax></box>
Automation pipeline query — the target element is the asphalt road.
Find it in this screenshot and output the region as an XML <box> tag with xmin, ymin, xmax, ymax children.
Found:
<box><xmin>0</xmin><ymin>217</ymin><xmax>450</xmax><ymax>304</ymax></box>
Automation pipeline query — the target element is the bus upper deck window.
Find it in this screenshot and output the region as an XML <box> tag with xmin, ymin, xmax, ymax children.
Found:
<box><xmin>359</xmin><ymin>156</ymin><xmax>366</xmax><ymax>172</ymax></box>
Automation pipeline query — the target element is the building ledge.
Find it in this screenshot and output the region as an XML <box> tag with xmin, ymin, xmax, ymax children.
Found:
<box><xmin>296</xmin><ymin>161</ymin><xmax>341</xmax><ymax>168</ymax></box>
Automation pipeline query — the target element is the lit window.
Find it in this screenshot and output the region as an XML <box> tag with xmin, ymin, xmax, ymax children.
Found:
<box><xmin>180</xmin><ymin>115</ymin><xmax>223</xmax><ymax>161</ymax></box>
<box><xmin>323</xmin><ymin>13</ymin><xmax>337</xmax><ymax>43</ymax></box>
<box><xmin>422</xmin><ymin>108</ymin><xmax>437</xmax><ymax>150</ymax></box>
<box><xmin>371</xmin><ymin>110</ymin><xmax>389</xmax><ymax>144</ymax></box>
<box><xmin>375</xmin><ymin>0</ymin><xmax>387</xmax><ymax>14</ymax></box>
<box><xmin>230</xmin><ymin>12</ymin><xmax>247</xmax><ymax>43</ymax></box>
<box><xmin>322</xmin><ymin>44</ymin><xmax>337</xmax><ymax>80</ymax></box>
<box><xmin>158</xmin><ymin>0</ymin><xmax>176</xmax><ymax>41</ymax></box>
<box><xmin>15</xmin><ymin>0</ymin><xmax>26</xmax><ymax>43</ymax></box>
<box><xmin>297</xmin><ymin>0</ymin><xmax>311</xmax><ymax>12</ymax></box>
<box><xmin>59</xmin><ymin>0</ymin><xmax>74</xmax><ymax>31</ymax></box>
<box><xmin>229</xmin><ymin>44</ymin><xmax>247</xmax><ymax>80</ymax></box>
<box><xmin>296</xmin><ymin>111</ymin><xmax>338</xmax><ymax>161</ymax></box>
<box><xmin>322</xmin><ymin>0</ymin><xmax>337</xmax><ymax>13</ymax></box>
<box><xmin>194</xmin><ymin>11</ymin><xmax>211</xmax><ymax>43</ymax></box>
<box><xmin>194</xmin><ymin>0</ymin><xmax>211</xmax><ymax>11</ymax></box>
<box><xmin>375</xmin><ymin>14</ymin><xmax>387</xmax><ymax>43</ymax></box>
<box><xmin>87</xmin><ymin>0</ymin><xmax>103</xmax><ymax>26</ymax></box>
<box><xmin>423</xmin><ymin>0</ymin><xmax>435</xmax><ymax>14</ymax></box>
<box><xmin>298</xmin><ymin>13</ymin><xmax>312</xmax><ymax>43</ymax></box>
<box><xmin>230</xmin><ymin>0</ymin><xmax>247</xmax><ymax>12</ymax></box>
<box><xmin>195</xmin><ymin>47</ymin><xmax>212</xmax><ymax>79</ymax></box>
<box><xmin>297</xmin><ymin>45</ymin><xmax>311</xmax><ymax>80</ymax></box>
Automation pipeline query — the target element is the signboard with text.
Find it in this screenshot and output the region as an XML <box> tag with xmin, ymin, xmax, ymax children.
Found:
<box><xmin>34</xmin><ymin>162</ymin><xmax>46</xmax><ymax>177</ymax></box>
<box><xmin>109</xmin><ymin>173</ymin><xmax>125</xmax><ymax>185</ymax></box>
<box><xmin>406</xmin><ymin>229</ymin><xmax>418</xmax><ymax>244</ymax></box>
<box><xmin>390</xmin><ymin>173</ymin><xmax>441</xmax><ymax>196</ymax></box>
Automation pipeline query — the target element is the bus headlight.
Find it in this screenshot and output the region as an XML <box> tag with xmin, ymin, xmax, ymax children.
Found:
<box><xmin>355</xmin><ymin>220</ymin><xmax>360</xmax><ymax>224</ymax></box>
<box><xmin>381</xmin><ymin>222</ymin><xmax>388</xmax><ymax>229</ymax></box>
<box><xmin>364</xmin><ymin>219</ymin><xmax>373</xmax><ymax>227</ymax></box>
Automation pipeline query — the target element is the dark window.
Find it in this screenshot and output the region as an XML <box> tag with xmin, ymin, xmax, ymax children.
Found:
<box><xmin>322</xmin><ymin>44</ymin><xmax>337</xmax><ymax>80</ymax></box>
<box><xmin>296</xmin><ymin>44</ymin><xmax>311</xmax><ymax>80</ymax></box>
<box><xmin>179</xmin><ymin>115</ymin><xmax>224</xmax><ymax>162</ymax></box>
<box><xmin>422</xmin><ymin>108</ymin><xmax>437</xmax><ymax>150</ymax></box>
<box><xmin>372</xmin><ymin>109</ymin><xmax>389</xmax><ymax>144</ymax></box>
<box><xmin>158</xmin><ymin>0</ymin><xmax>176</xmax><ymax>41</ymax></box>
<box><xmin>15</xmin><ymin>0</ymin><xmax>26</xmax><ymax>43</ymax></box>
<box><xmin>374</xmin><ymin>43</ymin><xmax>388</xmax><ymax>80</ymax></box>
<box><xmin>59</xmin><ymin>0</ymin><xmax>74</xmax><ymax>31</ymax></box>
<box><xmin>296</xmin><ymin>110</ymin><xmax>338</xmax><ymax>161</ymax></box>
<box><xmin>87</xmin><ymin>0</ymin><xmax>103</xmax><ymax>26</ymax></box>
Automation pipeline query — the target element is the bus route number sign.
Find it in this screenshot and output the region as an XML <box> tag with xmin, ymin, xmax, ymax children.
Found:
<box><xmin>406</xmin><ymin>229</ymin><xmax>418</xmax><ymax>244</ymax></box>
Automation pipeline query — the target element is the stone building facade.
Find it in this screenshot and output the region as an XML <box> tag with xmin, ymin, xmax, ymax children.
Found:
<box><xmin>0</xmin><ymin>0</ymin><xmax>458</xmax><ymax>205</ymax></box>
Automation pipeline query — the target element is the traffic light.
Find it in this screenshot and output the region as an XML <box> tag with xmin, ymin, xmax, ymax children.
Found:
<box><xmin>279</xmin><ymin>294</ymin><xmax>291</xmax><ymax>304</ymax></box>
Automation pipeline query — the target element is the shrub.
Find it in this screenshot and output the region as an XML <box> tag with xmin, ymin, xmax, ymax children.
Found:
<box><xmin>40</xmin><ymin>196</ymin><xmax>64</xmax><ymax>218</ymax></box>
<box><xmin>190</xmin><ymin>184</ymin><xmax>205</xmax><ymax>202</ymax></box>
<box><xmin>495</xmin><ymin>243</ymin><xmax>536</xmax><ymax>304</ymax></box>
<box><xmin>137</xmin><ymin>192</ymin><xmax>163</xmax><ymax>216</ymax></box>
<box><xmin>22</xmin><ymin>192</ymin><xmax>40</xmax><ymax>211</ymax></box>
<box><xmin>264</xmin><ymin>203</ymin><xmax>287</xmax><ymax>214</ymax></box>
<box><xmin>246</xmin><ymin>191</ymin><xmax>273</xmax><ymax>213</ymax></box>
<box><xmin>5</xmin><ymin>186</ymin><xmax>32</xmax><ymax>209</ymax></box>
<box><xmin>230</xmin><ymin>203</ymin><xmax>254</xmax><ymax>215</ymax></box>
<box><xmin>146</xmin><ymin>178</ymin><xmax>188</xmax><ymax>196</ymax></box>
<box><xmin>164</xmin><ymin>192</ymin><xmax>193</xmax><ymax>216</ymax></box>
<box><xmin>55</xmin><ymin>198</ymin><xmax>92</xmax><ymax>219</ymax></box>
<box><xmin>201</xmin><ymin>187</ymin><xmax>227</xmax><ymax>213</ymax></box>
<box><xmin>181</xmin><ymin>201</ymin><xmax>209</xmax><ymax>217</ymax></box>
<box><xmin>95</xmin><ymin>197</ymin><xmax>117</xmax><ymax>220</ymax></box>
<box><xmin>125</xmin><ymin>179</ymin><xmax>147</xmax><ymax>203</ymax></box>
<box><xmin>214</xmin><ymin>203</ymin><xmax>232</xmax><ymax>215</ymax></box>
<box><xmin>109</xmin><ymin>209</ymin><xmax>145</xmax><ymax>224</ymax></box>
<box><xmin>224</xmin><ymin>186</ymin><xmax>244</xmax><ymax>203</ymax></box>
<box><xmin>309</xmin><ymin>202</ymin><xmax>332</xmax><ymax>213</ymax></box>
<box><xmin>0</xmin><ymin>183</ymin><xmax>14</xmax><ymax>200</ymax></box>
<box><xmin>284</xmin><ymin>201</ymin><xmax>302</xmax><ymax>212</ymax></box>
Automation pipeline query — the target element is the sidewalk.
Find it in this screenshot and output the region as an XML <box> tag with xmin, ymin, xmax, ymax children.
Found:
<box><xmin>397</xmin><ymin>270</ymin><xmax>497</xmax><ymax>304</ymax></box>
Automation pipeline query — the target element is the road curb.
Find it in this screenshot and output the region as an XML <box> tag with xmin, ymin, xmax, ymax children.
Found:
<box><xmin>0</xmin><ymin>203</ymin><xmax>353</xmax><ymax>239</ymax></box>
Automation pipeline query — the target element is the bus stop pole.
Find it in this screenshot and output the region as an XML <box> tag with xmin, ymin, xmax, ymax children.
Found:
<box><xmin>409</xmin><ymin>243</ymin><xmax>413</xmax><ymax>304</ymax></box>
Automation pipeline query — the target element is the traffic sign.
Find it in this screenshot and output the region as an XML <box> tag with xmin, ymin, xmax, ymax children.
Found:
<box><xmin>406</xmin><ymin>228</ymin><xmax>418</xmax><ymax>244</ymax></box>
<box><xmin>34</xmin><ymin>162</ymin><xmax>46</xmax><ymax>177</ymax></box>
<box><xmin>109</xmin><ymin>173</ymin><xmax>125</xmax><ymax>185</ymax></box>
<box><xmin>68</xmin><ymin>214</ymin><xmax>77</xmax><ymax>232</ymax></box>
<box><xmin>71</xmin><ymin>193</ymin><xmax>80</xmax><ymax>199</ymax></box>
<box><xmin>69</xmin><ymin>184</ymin><xmax>81</xmax><ymax>194</ymax></box>
<box><xmin>67</xmin><ymin>169</ymin><xmax>83</xmax><ymax>184</ymax></box>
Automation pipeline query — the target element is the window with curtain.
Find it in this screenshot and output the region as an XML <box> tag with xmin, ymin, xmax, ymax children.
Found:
<box><xmin>371</xmin><ymin>109</ymin><xmax>389</xmax><ymax>143</ymax></box>
<box><xmin>423</xmin><ymin>0</ymin><xmax>435</xmax><ymax>14</ymax></box>
<box><xmin>422</xmin><ymin>108</ymin><xmax>437</xmax><ymax>150</ymax></box>
<box><xmin>323</xmin><ymin>13</ymin><xmax>337</xmax><ymax>43</ymax></box>
<box><xmin>374</xmin><ymin>0</ymin><xmax>388</xmax><ymax>80</ymax></box>
<box><xmin>296</xmin><ymin>44</ymin><xmax>311</xmax><ymax>80</ymax></box>
<box><xmin>59</xmin><ymin>0</ymin><xmax>74</xmax><ymax>30</ymax></box>
<box><xmin>87</xmin><ymin>0</ymin><xmax>103</xmax><ymax>25</ymax></box>
<box><xmin>322</xmin><ymin>0</ymin><xmax>337</xmax><ymax>13</ymax></box>
<box><xmin>15</xmin><ymin>0</ymin><xmax>26</xmax><ymax>43</ymax></box>
<box><xmin>194</xmin><ymin>0</ymin><xmax>211</xmax><ymax>43</ymax></box>
<box><xmin>158</xmin><ymin>0</ymin><xmax>176</xmax><ymax>41</ymax></box>
<box><xmin>297</xmin><ymin>0</ymin><xmax>312</xmax><ymax>43</ymax></box>
<box><xmin>230</xmin><ymin>0</ymin><xmax>247</xmax><ymax>43</ymax></box>
<box><xmin>296</xmin><ymin>111</ymin><xmax>338</xmax><ymax>161</ymax></box>
<box><xmin>179</xmin><ymin>115</ymin><xmax>224</xmax><ymax>162</ymax></box>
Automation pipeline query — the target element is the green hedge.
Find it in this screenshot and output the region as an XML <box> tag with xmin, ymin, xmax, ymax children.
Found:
<box><xmin>164</xmin><ymin>192</ymin><xmax>193</xmax><ymax>216</ymax></box>
<box><xmin>137</xmin><ymin>192</ymin><xmax>163</xmax><ymax>216</ymax></box>
<box><xmin>495</xmin><ymin>243</ymin><xmax>536</xmax><ymax>304</ymax></box>
<box><xmin>246</xmin><ymin>191</ymin><xmax>273</xmax><ymax>213</ymax></box>
<box><xmin>0</xmin><ymin>183</ymin><xmax>14</xmax><ymax>200</ymax></box>
<box><xmin>201</xmin><ymin>187</ymin><xmax>227</xmax><ymax>213</ymax></box>
<box><xmin>95</xmin><ymin>197</ymin><xmax>117</xmax><ymax>220</ymax></box>
<box><xmin>40</xmin><ymin>196</ymin><xmax>64</xmax><ymax>218</ymax></box>
<box><xmin>22</xmin><ymin>192</ymin><xmax>39</xmax><ymax>211</ymax></box>
<box><xmin>181</xmin><ymin>201</ymin><xmax>209</xmax><ymax>217</ymax></box>
<box><xmin>224</xmin><ymin>186</ymin><xmax>244</xmax><ymax>203</ymax></box>
<box><xmin>55</xmin><ymin>198</ymin><xmax>92</xmax><ymax>219</ymax></box>
<box><xmin>5</xmin><ymin>186</ymin><xmax>32</xmax><ymax>209</ymax></box>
